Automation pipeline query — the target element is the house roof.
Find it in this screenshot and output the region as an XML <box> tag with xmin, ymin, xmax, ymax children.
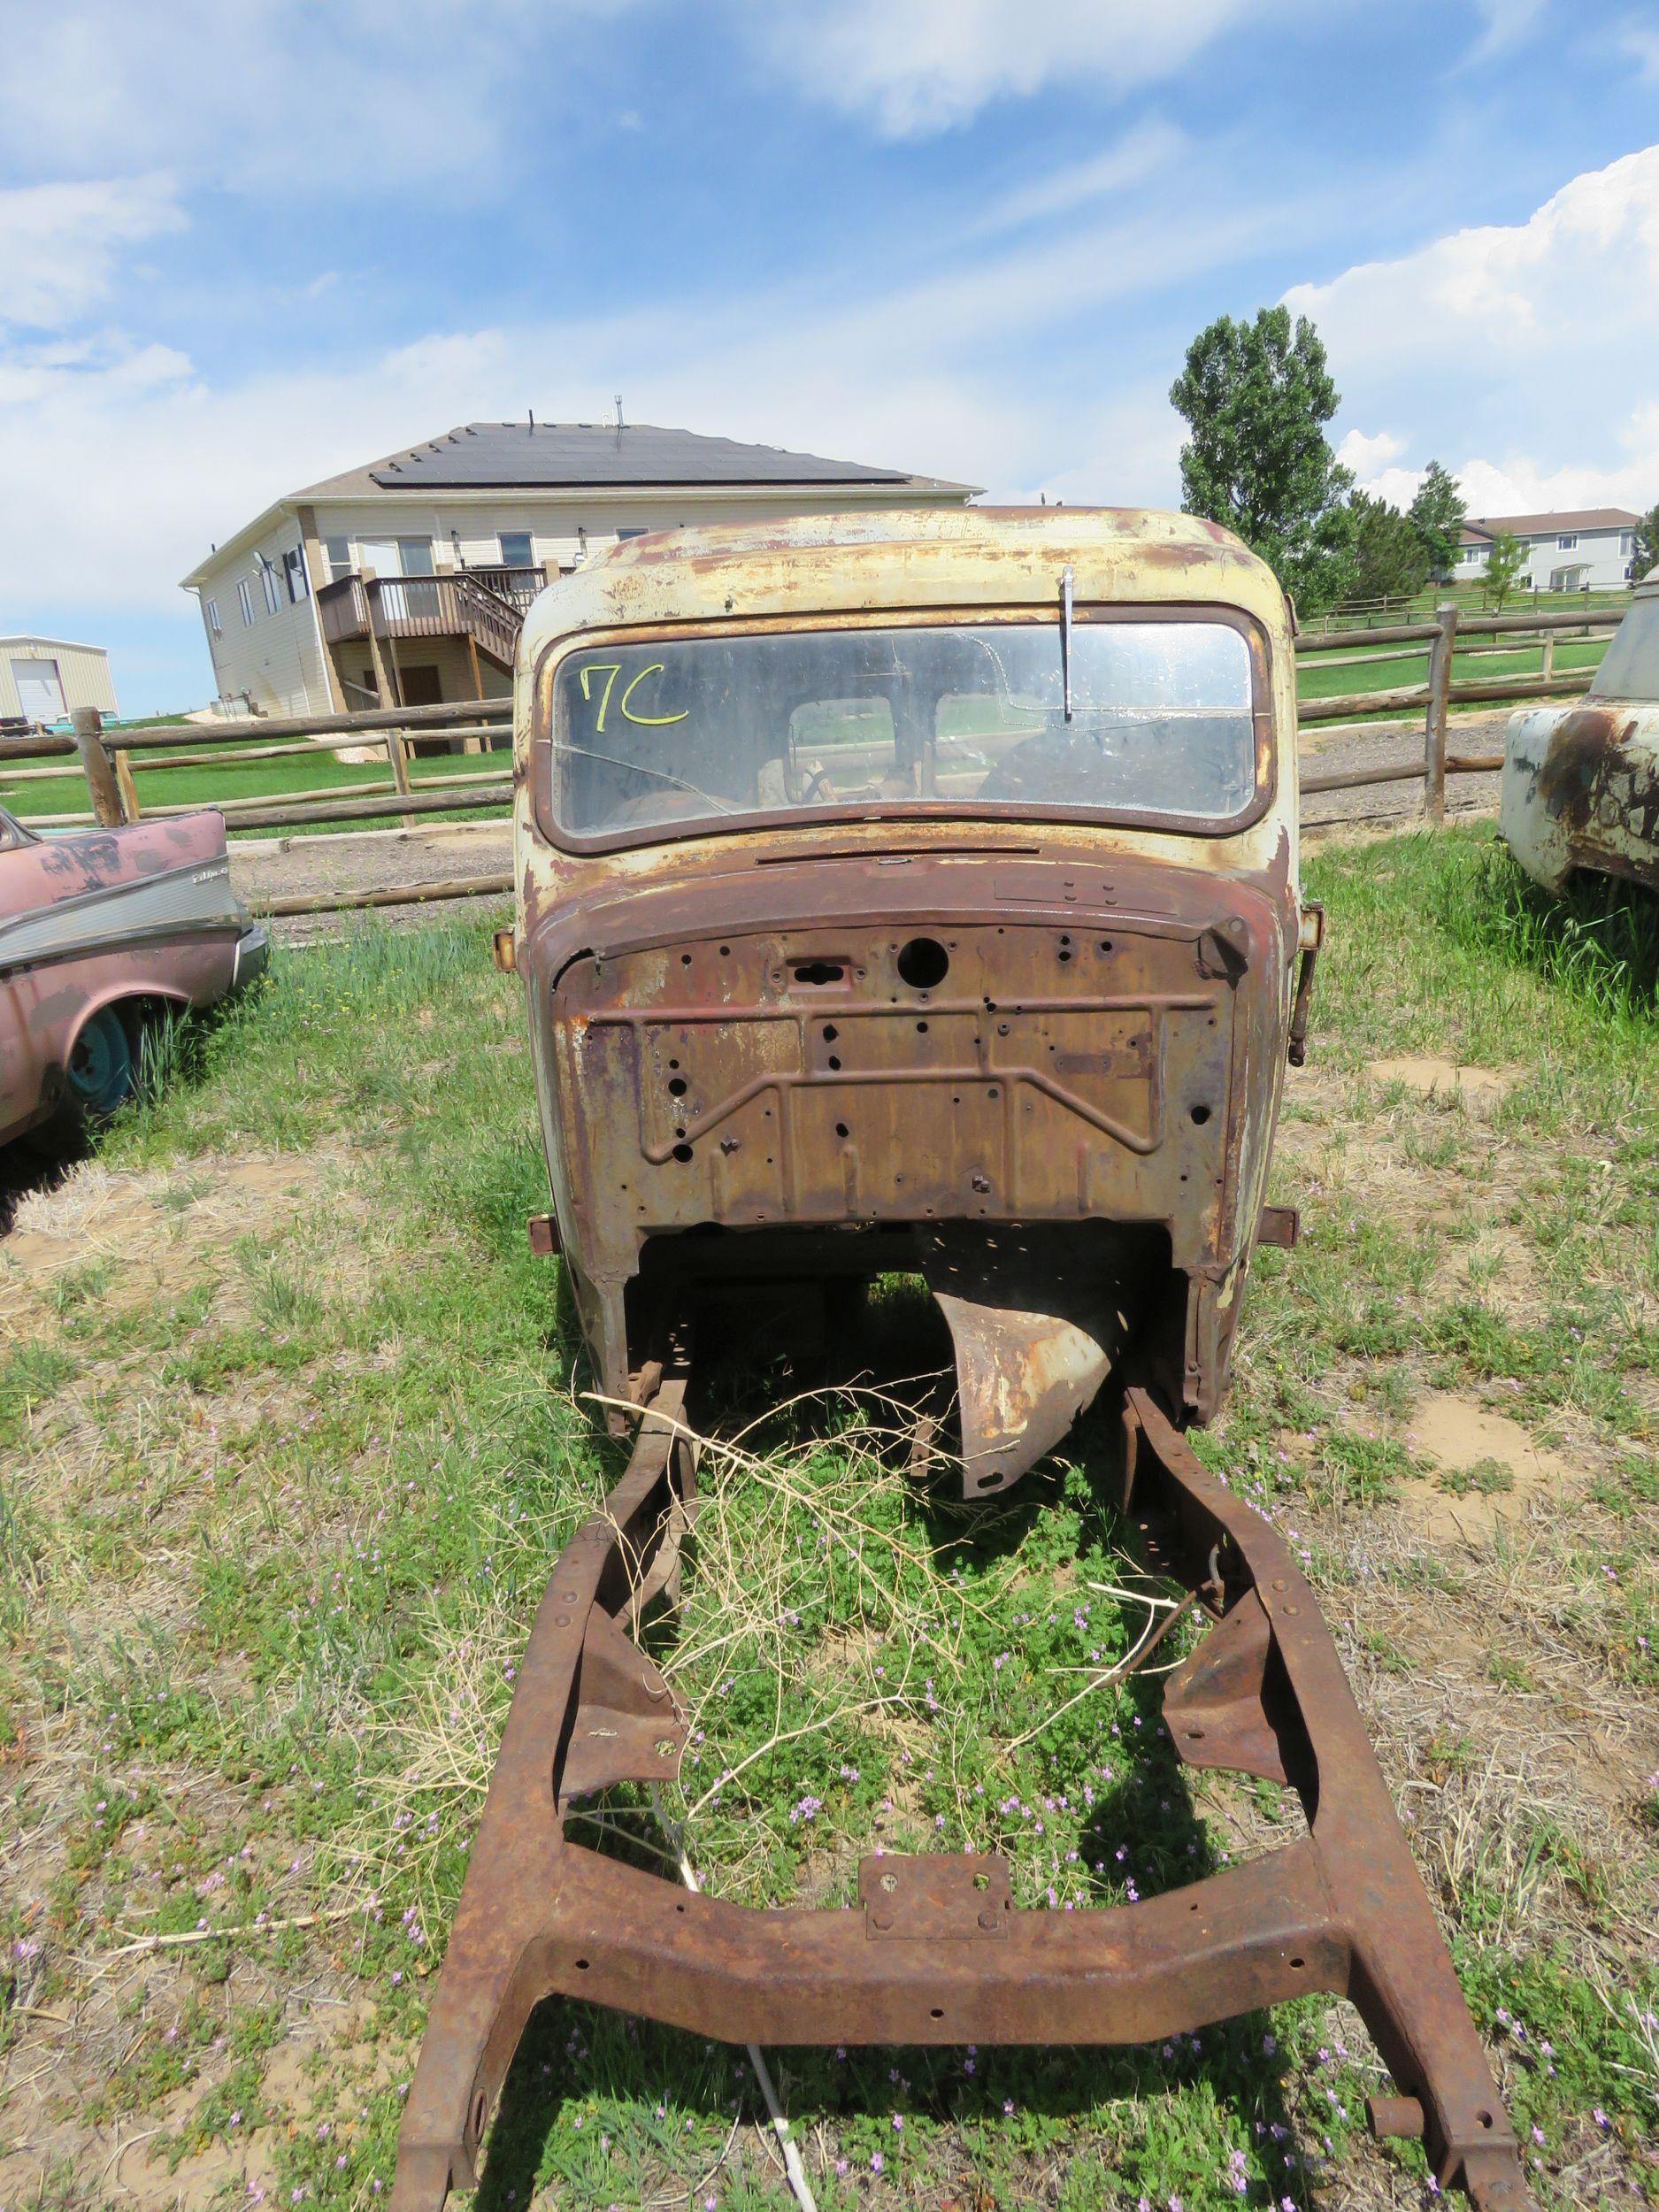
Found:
<box><xmin>182</xmin><ymin>422</ymin><xmax>979</xmax><ymax>588</ymax></box>
<box><xmin>295</xmin><ymin>421</ymin><xmax>976</xmax><ymax>498</ymax></box>
<box><xmin>0</xmin><ymin>634</ymin><xmax>107</xmax><ymax>656</ymax></box>
<box><xmin>1465</xmin><ymin>508</ymin><xmax>1640</xmax><ymax>539</ymax></box>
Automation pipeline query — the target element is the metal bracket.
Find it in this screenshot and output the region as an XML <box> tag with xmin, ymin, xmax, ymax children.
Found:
<box><xmin>860</xmin><ymin>1855</ymin><xmax>1010</xmax><ymax>1939</ymax></box>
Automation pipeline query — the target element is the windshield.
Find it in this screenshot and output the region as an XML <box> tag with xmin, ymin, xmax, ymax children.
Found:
<box><xmin>548</xmin><ymin>619</ymin><xmax>1260</xmax><ymax>839</ymax></box>
<box><xmin>1590</xmin><ymin>593</ymin><xmax>1659</xmax><ymax>702</ymax></box>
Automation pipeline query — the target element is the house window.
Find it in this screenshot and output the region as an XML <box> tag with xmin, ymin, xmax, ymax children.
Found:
<box><xmin>237</xmin><ymin>579</ymin><xmax>255</xmax><ymax>626</ymax></box>
<box><xmin>1557</xmin><ymin>533</ymin><xmax>1578</xmax><ymax>550</ymax></box>
<box><xmin>1620</xmin><ymin>533</ymin><xmax>1634</xmax><ymax>555</ymax></box>
<box><xmin>324</xmin><ymin>536</ymin><xmax>353</xmax><ymax>580</ymax></box>
<box><xmin>260</xmin><ymin>563</ymin><xmax>281</xmax><ymax>615</ymax></box>
<box><xmin>498</xmin><ymin>531</ymin><xmax>534</xmax><ymax>570</ymax></box>
<box><xmin>284</xmin><ymin>548</ymin><xmax>309</xmax><ymax>602</ymax></box>
<box><xmin>205</xmin><ymin>597</ymin><xmax>222</xmax><ymax>634</ymax></box>
<box><xmin>617</xmin><ymin>527</ymin><xmax>649</xmax><ymax>541</ymax></box>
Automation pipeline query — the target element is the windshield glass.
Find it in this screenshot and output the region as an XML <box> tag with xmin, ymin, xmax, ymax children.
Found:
<box><xmin>1590</xmin><ymin>594</ymin><xmax>1659</xmax><ymax>701</ymax></box>
<box><xmin>549</xmin><ymin>619</ymin><xmax>1258</xmax><ymax>838</ymax></box>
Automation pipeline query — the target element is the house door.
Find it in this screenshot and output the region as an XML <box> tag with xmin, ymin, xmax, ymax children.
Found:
<box><xmin>361</xmin><ymin>537</ymin><xmax>435</xmax><ymax>624</ymax></box>
<box><xmin>11</xmin><ymin>657</ymin><xmax>65</xmax><ymax>723</ymax></box>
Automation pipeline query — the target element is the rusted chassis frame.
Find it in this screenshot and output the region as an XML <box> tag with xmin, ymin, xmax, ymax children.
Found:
<box><xmin>392</xmin><ymin>1380</ymin><xmax>1530</xmax><ymax>2212</ymax></box>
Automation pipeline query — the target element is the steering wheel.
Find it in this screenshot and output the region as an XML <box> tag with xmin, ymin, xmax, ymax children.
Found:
<box><xmin>791</xmin><ymin>764</ymin><xmax>834</xmax><ymax>804</ymax></box>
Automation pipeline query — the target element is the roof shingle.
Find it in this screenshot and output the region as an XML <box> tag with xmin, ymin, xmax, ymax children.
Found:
<box><xmin>296</xmin><ymin>420</ymin><xmax>972</xmax><ymax>497</ymax></box>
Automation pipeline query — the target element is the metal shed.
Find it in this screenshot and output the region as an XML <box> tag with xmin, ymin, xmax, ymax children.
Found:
<box><xmin>0</xmin><ymin>634</ymin><xmax>119</xmax><ymax>726</ymax></box>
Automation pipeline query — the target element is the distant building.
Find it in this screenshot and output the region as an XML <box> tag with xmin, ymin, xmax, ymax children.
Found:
<box><xmin>1455</xmin><ymin>509</ymin><xmax>1641</xmax><ymax>592</ymax></box>
<box><xmin>0</xmin><ymin>635</ymin><xmax>118</xmax><ymax>726</ymax></box>
<box><xmin>180</xmin><ymin>421</ymin><xmax>979</xmax><ymax>719</ymax></box>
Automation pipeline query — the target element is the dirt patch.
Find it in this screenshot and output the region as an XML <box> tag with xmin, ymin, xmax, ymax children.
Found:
<box><xmin>0</xmin><ymin>1150</ymin><xmax>342</xmax><ymax>1317</ymax></box>
<box><xmin>1367</xmin><ymin>1056</ymin><xmax>1519</xmax><ymax>1105</ymax></box>
<box><xmin>1397</xmin><ymin>1389</ymin><xmax>1575</xmax><ymax>1544</ymax></box>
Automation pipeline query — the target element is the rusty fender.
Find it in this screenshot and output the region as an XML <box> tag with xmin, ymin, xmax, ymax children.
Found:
<box><xmin>391</xmin><ymin>1374</ymin><xmax>1530</xmax><ymax>2212</ymax></box>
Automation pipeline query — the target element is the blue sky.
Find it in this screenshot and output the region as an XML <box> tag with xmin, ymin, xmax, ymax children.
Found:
<box><xmin>2</xmin><ymin>0</ymin><xmax>1655</xmax><ymax>714</ymax></box>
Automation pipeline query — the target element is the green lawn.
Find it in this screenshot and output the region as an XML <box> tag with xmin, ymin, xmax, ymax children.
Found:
<box><xmin>0</xmin><ymin>734</ymin><xmax>511</xmax><ymax>836</ymax></box>
<box><xmin>2</xmin><ymin>830</ymin><xmax>1655</xmax><ymax>2210</ymax></box>
<box><xmin>1294</xmin><ymin>634</ymin><xmax>1607</xmax><ymax>709</ymax></box>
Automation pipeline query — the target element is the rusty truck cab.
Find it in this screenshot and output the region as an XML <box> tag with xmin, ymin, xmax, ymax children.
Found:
<box><xmin>511</xmin><ymin>507</ymin><xmax>1310</xmax><ymax>1486</ymax></box>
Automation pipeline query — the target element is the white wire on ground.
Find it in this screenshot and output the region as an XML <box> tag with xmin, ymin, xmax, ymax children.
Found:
<box><xmin>651</xmin><ymin>1788</ymin><xmax>819</xmax><ymax>2212</ymax></box>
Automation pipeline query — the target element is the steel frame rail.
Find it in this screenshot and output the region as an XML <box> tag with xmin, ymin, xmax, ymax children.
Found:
<box><xmin>390</xmin><ymin>1376</ymin><xmax>1530</xmax><ymax>2212</ymax></box>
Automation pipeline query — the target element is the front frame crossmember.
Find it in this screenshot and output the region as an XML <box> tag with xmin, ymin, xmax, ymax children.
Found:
<box><xmin>391</xmin><ymin>1379</ymin><xmax>1530</xmax><ymax>2212</ymax></box>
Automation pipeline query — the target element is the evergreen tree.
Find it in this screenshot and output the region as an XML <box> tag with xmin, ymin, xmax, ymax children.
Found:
<box><xmin>1632</xmin><ymin>503</ymin><xmax>1659</xmax><ymax>582</ymax></box>
<box><xmin>1349</xmin><ymin>491</ymin><xmax>1430</xmax><ymax>603</ymax></box>
<box><xmin>1408</xmin><ymin>460</ymin><xmax>1467</xmax><ymax>581</ymax></box>
<box><xmin>1170</xmin><ymin>306</ymin><xmax>1356</xmax><ymax>611</ymax></box>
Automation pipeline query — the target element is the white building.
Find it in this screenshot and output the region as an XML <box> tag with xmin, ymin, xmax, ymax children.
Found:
<box><xmin>1455</xmin><ymin>509</ymin><xmax>1641</xmax><ymax>592</ymax></box>
<box><xmin>180</xmin><ymin>421</ymin><xmax>979</xmax><ymax>719</ymax></box>
<box><xmin>0</xmin><ymin>634</ymin><xmax>119</xmax><ymax>726</ymax></box>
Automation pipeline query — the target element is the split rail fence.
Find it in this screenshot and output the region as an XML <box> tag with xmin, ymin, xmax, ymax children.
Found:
<box><xmin>0</xmin><ymin>602</ymin><xmax>1615</xmax><ymax>921</ymax></box>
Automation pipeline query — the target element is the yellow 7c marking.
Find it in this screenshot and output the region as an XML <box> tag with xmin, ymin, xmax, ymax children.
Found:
<box><xmin>578</xmin><ymin>662</ymin><xmax>687</xmax><ymax>731</ymax></box>
<box><xmin>619</xmin><ymin>664</ymin><xmax>687</xmax><ymax>726</ymax></box>
<box><xmin>578</xmin><ymin>663</ymin><xmax>620</xmax><ymax>731</ymax></box>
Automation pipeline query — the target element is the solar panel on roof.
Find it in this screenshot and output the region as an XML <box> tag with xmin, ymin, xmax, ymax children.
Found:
<box><xmin>366</xmin><ymin>422</ymin><xmax>909</xmax><ymax>490</ymax></box>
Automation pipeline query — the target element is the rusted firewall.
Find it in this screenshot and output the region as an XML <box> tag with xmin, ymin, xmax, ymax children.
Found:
<box><xmin>529</xmin><ymin>849</ymin><xmax>1294</xmax><ymax>1464</ymax></box>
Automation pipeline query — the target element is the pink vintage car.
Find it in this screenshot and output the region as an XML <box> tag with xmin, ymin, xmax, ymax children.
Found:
<box><xmin>0</xmin><ymin>804</ymin><xmax>266</xmax><ymax>1150</ymax></box>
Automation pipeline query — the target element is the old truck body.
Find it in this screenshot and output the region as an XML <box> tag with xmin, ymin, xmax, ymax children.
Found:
<box><xmin>511</xmin><ymin>506</ymin><xmax>1312</xmax><ymax>1485</ymax></box>
<box><xmin>391</xmin><ymin>510</ymin><xmax>1530</xmax><ymax>2212</ymax></box>
<box><xmin>1502</xmin><ymin>577</ymin><xmax>1659</xmax><ymax>894</ymax></box>
<box><xmin>0</xmin><ymin>803</ymin><xmax>265</xmax><ymax>1149</ymax></box>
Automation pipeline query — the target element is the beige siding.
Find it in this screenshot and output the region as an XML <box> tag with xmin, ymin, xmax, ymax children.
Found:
<box><xmin>191</xmin><ymin>508</ymin><xmax>331</xmax><ymax>717</ymax></box>
<box><xmin>0</xmin><ymin>637</ymin><xmax>119</xmax><ymax>720</ymax></box>
<box><xmin>314</xmin><ymin>487</ymin><xmax>964</xmax><ymax>583</ymax></box>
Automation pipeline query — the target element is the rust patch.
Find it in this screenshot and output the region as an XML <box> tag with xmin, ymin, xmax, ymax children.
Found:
<box><xmin>1535</xmin><ymin>706</ymin><xmax>1659</xmax><ymax>883</ymax></box>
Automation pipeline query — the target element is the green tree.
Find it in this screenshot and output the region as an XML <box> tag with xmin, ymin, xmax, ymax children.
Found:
<box><xmin>1170</xmin><ymin>305</ymin><xmax>1356</xmax><ymax>611</ymax></box>
<box><xmin>1632</xmin><ymin>503</ymin><xmax>1659</xmax><ymax>581</ymax></box>
<box><xmin>1484</xmin><ymin>528</ymin><xmax>1527</xmax><ymax>610</ymax></box>
<box><xmin>1407</xmin><ymin>459</ymin><xmax>1467</xmax><ymax>580</ymax></box>
<box><xmin>1349</xmin><ymin>491</ymin><xmax>1429</xmax><ymax>603</ymax></box>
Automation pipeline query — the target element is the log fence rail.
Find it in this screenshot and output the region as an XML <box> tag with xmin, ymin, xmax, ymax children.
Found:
<box><xmin>0</xmin><ymin>601</ymin><xmax>1617</xmax><ymax>916</ymax></box>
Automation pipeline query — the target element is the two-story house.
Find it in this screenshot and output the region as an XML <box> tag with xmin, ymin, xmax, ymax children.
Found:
<box><xmin>1454</xmin><ymin>509</ymin><xmax>1642</xmax><ymax>592</ymax></box>
<box><xmin>180</xmin><ymin>420</ymin><xmax>979</xmax><ymax>719</ymax></box>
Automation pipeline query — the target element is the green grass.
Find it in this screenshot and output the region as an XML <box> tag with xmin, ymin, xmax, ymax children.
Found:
<box><xmin>1294</xmin><ymin>634</ymin><xmax>1607</xmax><ymax>710</ymax></box>
<box><xmin>2</xmin><ymin>828</ymin><xmax>1656</xmax><ymax>2208</ymax></box>
<box><xmin>0</xmin><ymin>734</ymin><xmax>511</xmax><ymax>836</ymax></box>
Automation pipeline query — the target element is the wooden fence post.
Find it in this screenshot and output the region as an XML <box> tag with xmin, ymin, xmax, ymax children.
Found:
<box><xmin>384</xmin><ymin>725</ymin><xmax>416</xmax><ymax>831</ymax></box>
<box><xmin>1540</xmin><ymin>634</ymin><xmax>1555</xmax><ymax>681</ymax></box>
<box><xmin>72</xmin><ymin>707</ymin><xmax>125</xmax><ymax>827</ymax></box>
<box><xmin>113</xmin><ymin>749</ymin><xmax>141</xmax><ymax>820</ymax></box>
<box><xmin>1424</xmin><ymin>602</ymin><xmax>1456</xmax><ymax>827</ymax></box>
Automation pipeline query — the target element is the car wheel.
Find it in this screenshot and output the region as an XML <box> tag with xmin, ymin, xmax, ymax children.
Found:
<box><xmin>66</xmin><ymin>1006</ymin><xmax>135</xmax><ymax>1118</ymax></box>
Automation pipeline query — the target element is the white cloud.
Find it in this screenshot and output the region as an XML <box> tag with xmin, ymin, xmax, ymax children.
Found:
<box><xmin>1612</xmin><ymin>14</ymin><xmax>1659</xmax><ymax>79</ymax></box>
<box><xmin>749</xmin><ymin>0</ymin><xmax>1276</xmax><ymax>137</ymax></box>
<box><xmin>0</xmin><ymin>178</ymin><xmax>184</xmax><ymax>328</ymax></box>
<box><xmin>1287</xmin><ymin>146</ymin><xmax>1659</xmax><ymax>517</ymax></box>
<box><xmin>0</xmin><ymin>165</ymin><xmax>1284</xmax><ymax>626</ymax></box>
<box><xmin>0</xmin><ymin>0</ymin><xmax>637</xmax><ymax>196</ymax></box>
<box><xmin>1286</xmin><ymin>144</ymin><xmax>1659</xmax><ymax>357</ymax></box>
<box><xmin>973</xmin><ymin>122</ymin><xmax>1187</xmax><ymax>234</ymax></box>
<box><xmin>1335</xmin><ymin>427</ymin><xmax>1406</xmax><ymax>478</ymax></box>
<box><xmin>1463</xmin><ymin>0</ymin><xmax>1548</xmax><ymax>62</ymax></box>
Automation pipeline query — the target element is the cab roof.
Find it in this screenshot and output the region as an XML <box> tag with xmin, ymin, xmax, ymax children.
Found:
<box><xmin>519</xmin><ymin>506</ymin><xmax>1289</xmax><ymax>664</ymax></box>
